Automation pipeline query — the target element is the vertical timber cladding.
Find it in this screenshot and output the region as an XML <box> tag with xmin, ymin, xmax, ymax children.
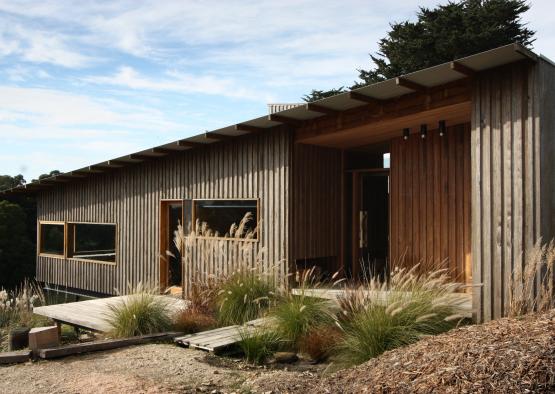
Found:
<box><xmin>471</xmin><ymin>60</ymin><xmax>546</xmax><ymax>322</ymax></box>
<box><xmin>390</xmin><ymin>125</ymin><xmax>471</xmax><ymax>285</ymax></box>
<box><xmin>36</xmin><ymin>128</ymin><xmax>291</xmax><ymax>295</ymax></box>
<box><xmin>291</xmin><ymin>143</ymin><xmax>342</xmax><ymax>269</ymax></box>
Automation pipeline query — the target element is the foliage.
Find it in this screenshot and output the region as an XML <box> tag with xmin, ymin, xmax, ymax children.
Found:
<box><xmin>335</xmin><ymin>267</ymin><xmax>468</xmax><ymax>366</ymax></box>
<box><xmin>174</xmin><ymin>309</ymin><xmax>217</xmax><ymax>334</ymax></box>
<box><xmin>0</xmin><ymin>200</ymin><xmax>35</xmax><ymax>290</ymax></box>
<box><xmin>303</xmin><ymin>0</ymin><xmax>535</xmax><ymax>100</ymax></box>
<box><xmin>302</xmin><ymin>87</ymin><xmax>348</xmax><ymax>103</ymax></box>
<box><xmin>32</xmin><ymin>170</ymin><xmax>61</xmax><ymax>183</ymax></box>
<box><xmin>271</xmin><ymin>268</ymin><xmax>335</xmax><ymax>349</ymax></box>
<box><xmin>0</xmin><ymin>279</ymin><xmax>47</xmax><ymax>329</ymax></box>
<box><xmin>509</xmin><ymin>239</ymin><xmax>555</xmax><ymax>317</ymax></box>
<box><xmin>216</xmin><ymin>268</ymin><xmax>276</xmax><ymax>326</ymax></box>
<box><xmin>105</xmin><ymin>283</ymin><xmax>173</xmax><ymax>338</ymax></box>
<box><xmin>299</xmin><ymin>325</ymin><xmax>343</xmax><ymax>362</ymax></box>
<box><xmin>237</xmin><ymin>327</ymin><xmax>282</xmax><ymax>365</ymax></box>
<box><xmin>0</xmin><ymin>174</ymin><xmax>25</xmax><ymax>191</ymax></box>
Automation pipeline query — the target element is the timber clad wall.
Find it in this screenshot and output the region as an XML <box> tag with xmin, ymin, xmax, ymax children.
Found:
<box><xmin>390</xmin><ymin>124</ymin><xmax>471</xmax><ymax>285</ymax></box>
<box><xmin>470</xmin><ymin>60</ymin><xmax>555</xmax><ymax>322</ymax></box>
<box><xmin>37</xmin><ymin>129</ymin><xmax>291</xmax><ymax>295</ymax></box>
<box><xmin>292</xmin><ymin>143</ymin><xmax>342</xmax><ymax>263</ymax></box>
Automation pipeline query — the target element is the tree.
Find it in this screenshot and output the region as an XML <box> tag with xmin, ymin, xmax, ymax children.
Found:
<box><xmin>302</xmin><ymin>87</ymin><xmax>348</xmax><ymax>103</ymax></box>
<box><xmin>303</xmin><ymin>0</ymin><xmax>535</xmax><ymax>99</ymax></box>
<box><xmin>33</xmin><ymin>170</ymin><xmax>61</xmax><ymax>183</ymax></box>
<box><xmin>0</xmin><ymin>174</ymin><xmax>25</xmax><ymax>191</ymax></box>
<box><xmin>0</xmin><ymin>200</ymin><xmax>35</xmax><ymax>289</ymax></box>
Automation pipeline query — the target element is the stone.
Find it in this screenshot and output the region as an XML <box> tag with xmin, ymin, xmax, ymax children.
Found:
<box><xmin>273</xmin><ymin>352</ymin><xmax>299</xmax><ymax>364</ymax></box>
<box><xmin>28</xmin><ymin>326</ymin><xmax>59</xmax><ymax>352</ymax></box>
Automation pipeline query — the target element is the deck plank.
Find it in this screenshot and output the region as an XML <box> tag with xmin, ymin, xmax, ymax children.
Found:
<box><xmin>33</xmin><ymin>295</ymin><xmax>188</xmax><ymax>332</ymax></box>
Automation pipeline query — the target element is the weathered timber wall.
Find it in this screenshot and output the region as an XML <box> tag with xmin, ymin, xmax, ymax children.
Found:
<box><xmin>36</xmin><ymin>129</ymin><xmax>291</xmax><ymax>295</ymax></box>
<box><xmin>390</xmin><ymin>124</ymin><xmax>471</xmax><ymax>284</ymax></box>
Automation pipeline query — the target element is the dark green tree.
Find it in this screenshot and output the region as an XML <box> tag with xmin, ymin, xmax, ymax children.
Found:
<box><xmin>0</xmin><ymin>200</ymin><xmax>35</xmax><ymax>289</ymax></box>
<box><xmin>33</xmin><ymin>170</ymin><xmax>61</xmax><ymax>183</ymax></box>
<box><xmin>0</xmin><ymin>174</ymin><xmax>25</xmax><ymax>191</ymax></box>
<box><xmin>303</xmin><ymin>0</ymin><xmax>535</xmax><ymax>100</ymax></box>
<box><xmin>302</xmin><ymin>87</ymin><xmax>347</xmax><ymax>102</ymax></box>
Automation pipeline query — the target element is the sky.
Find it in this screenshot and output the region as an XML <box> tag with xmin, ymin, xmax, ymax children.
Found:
<box><xmin>1</xmin><ymin>0</ymin><xmax>554</xmax><ymax>181</ymax></box>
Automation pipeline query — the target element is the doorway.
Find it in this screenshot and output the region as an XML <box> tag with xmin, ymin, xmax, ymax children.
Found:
<box><xmin>353</xmin><ymin>171</ymin><xmax>389</xmax><ymax>279</ymax></box>
<box><xmin>160</xmin><ymin>200</ymin><xmax>188</xmax><ymax>293</ymax></box>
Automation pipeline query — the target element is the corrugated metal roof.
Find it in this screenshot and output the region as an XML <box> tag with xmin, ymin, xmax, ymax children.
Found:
<box><xmin>1</xmin><ymin>43</ymin><xmax>538</xmax><ymax>195</ymax></box>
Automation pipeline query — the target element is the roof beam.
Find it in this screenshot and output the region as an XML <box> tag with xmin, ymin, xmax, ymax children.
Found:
<box><xmin>204</xmin><ymin>132</ymin><xmax>234</xmax><ymax>141</ymax></box>
<box><xmin>129</xmin><ymin>153</ymin><xmax>154</xmax><ymax>161</ymax></box>
<box><xmin>305</xmin><ymin>103</ymin><xmax>340</xmax><ymax>115</ymax></box>
<box><xmin>55</xmin><ymin>173</ymin><xmax>86</xmax><ymax>180</ymax></box>
<box><xmin>348</xmin><ymin>91</ymin><xmax>382</xmax><ymax>105</ymax></box>
<box><xmin>234</xmin><ymin>123</ymin><xmax>266</xmax><ymax>133</ymax></box>
<box><xmin>396</xmin><ymin>77</ymin><xmax>427</xmax><ymax>92</ymax></box>
<box><xmin>177</xmin><ymin>140</ymin><xmax>205</xmax><ymax>148</ymax></box>
<box><xmin>151</xmin><ymin>147</ymin><xmax>176</xmax><ymax>155</ymax></box>
<box><xmin>268</xmin><ymin>114</ymin><xmax>302</xmax><ymax>126</ymax></box>
<box><xmin>450</xmin><ymin>61</ymin><xmax>475</xmax><ymax>77</ymax></box>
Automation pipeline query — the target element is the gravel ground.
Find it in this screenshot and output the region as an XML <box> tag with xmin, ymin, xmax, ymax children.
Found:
<box><xmin>0</xmin><ymin>343</ymin><xmax>319</xmax><ymax>394</ymax></box>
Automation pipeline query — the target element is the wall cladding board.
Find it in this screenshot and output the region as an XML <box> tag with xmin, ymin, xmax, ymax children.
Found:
<box><xmin>36</xmin><ymin>129</ymin><xmax>291</xmax><ymax>295</ymax></box>
<box><xmin>390</xmin><ymin>125</ymin><xmax>471</xmax><ymax>284</ymax></box>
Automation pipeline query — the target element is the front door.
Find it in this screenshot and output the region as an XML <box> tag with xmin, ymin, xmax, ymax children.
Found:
<box><xmin>160</xmin><ymin>201</ymin><xmax>183</xmax><ymax>292</ymax></box>
<box><xmin>352</xmin><ymin>171</ymin><xmax>389</xmax><ymax>279</ymax></box>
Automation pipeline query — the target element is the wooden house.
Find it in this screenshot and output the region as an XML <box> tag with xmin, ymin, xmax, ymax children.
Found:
<box><xmin>4</xmin><ymin>43</ymin><xmax>555</xmax><ymax>322</ymax></box>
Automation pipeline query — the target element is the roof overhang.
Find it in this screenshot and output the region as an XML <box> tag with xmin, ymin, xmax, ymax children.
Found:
<box><xmin>0</xmin><ymin>43</ymin><xmax>538</xmax><ymax>196</ymax></box>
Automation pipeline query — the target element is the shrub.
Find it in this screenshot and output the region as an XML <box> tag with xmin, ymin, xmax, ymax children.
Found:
<box><xmin>336</xmin><ymin>267</ymin><xmax>468</xmax><ymax>366</ymax></box>
<box><xmin>237</xmin><ymin>327</ymin><xmax>282</xmax><ymax>365</ymax></box>
<box><xmin>299</xmin><ymin>325</ymin><xmax>343</xmax><ymax>362</ymax></box>
<box><xmin>105</xmin><ymin>284</ymin><xmax>173</xmax><ymax>338</ymax></box>
<box><xmin>174</xmin><ymin>309</ymin><xmax>217</xmax><ymax>334</ymax></box>
<box><xmin>216</xmin><ymin>268</ymin><xmax>275</xmax><ymax>326</ymax></box>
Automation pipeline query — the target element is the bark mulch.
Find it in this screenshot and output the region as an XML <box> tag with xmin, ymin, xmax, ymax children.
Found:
<box><xmin>247</xmin><ymin>311</ymin><xmax>555</xmax><ymax>393</ymax></box>
<box><xmin>313</xmin><ymin>311</ymin><xmax>555</xmax><ymax>393</ymax></box>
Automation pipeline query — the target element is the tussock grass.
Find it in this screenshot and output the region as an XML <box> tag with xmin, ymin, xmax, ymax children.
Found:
<box><xmin>237</xmin><ymin>327</ymin><xmax>282</xmax><ymax>365</ymax></box>
<box><xmin>335</xmin><ymin>266</ymin><xmax>468</xmax><ymax>366</ymax></box>
<box><xmin>271</xmin><ymin>267</ymin><xmax>335</xmax><ymax>349</ymax></box>
<box><xmin>509</xmin><ymin>239</ymin><xmax>555</xmax><ymax>317</ymax></box>
<box><xmin>105</xmin><ymin>283</ymin><xmax>173</xmax><ymax>338</ymax></box>
<box><xmin>0</xmin><ymin>279</ymin><xmax>47</xmax><ymax>329</ymax></box>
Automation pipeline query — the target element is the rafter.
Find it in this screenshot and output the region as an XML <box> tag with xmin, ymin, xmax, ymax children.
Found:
<box><xmin>268</xmin><ymin>113</ymin><xmax>302</xmax><ymax>126</ymax></box>
<box><xmin>348</xmin><ymin>91</ymin><xmax>382</xmax><ymax>105</ymax></box>
<box><xmin>235</xmin><ymin>123</ymin><xmax>266</xmax><ymax>133</ymax></box>
<box><xmin>396</xmin><ymin>77</ymin><xmax>427</xmax><ymax>92</ymax></box>
<box><xmin>305</xmin><ymin>103</ymin><xmax>340</xmax><ymax>115</ymax></box>
<box><xmin>450</xmin><ymin>61</ymin><xmax>476</xmax><ymax>77</ymax></box>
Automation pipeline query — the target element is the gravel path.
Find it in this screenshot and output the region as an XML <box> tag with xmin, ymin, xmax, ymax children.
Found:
<box><xmin>0</xmin><ymin>343</ymin><xmax>308</xmax><ymax>394</ymax></box>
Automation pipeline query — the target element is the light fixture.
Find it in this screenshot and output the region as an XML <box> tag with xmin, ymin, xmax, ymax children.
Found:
<box><xmin>403</xmin><ymin>128</ymin><xmax>410</xmax><ymax>140</ymax></box>
<box><xmin>439</xmin><ymin>120</ymin><xmax>446</xmax><ymax>136</ymax></box>
<box><xmin>420</xmin><ymin>124</ymin><xmax>427</xmax><ymax>139</ymax></box>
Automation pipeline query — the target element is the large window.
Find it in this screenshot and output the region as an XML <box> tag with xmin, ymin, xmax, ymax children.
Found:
<box><xmin>193</xmin><ymin>199</ymin><xmax>258</xmax><ymax>239</ymax></box>
<box><xmin>39</xmin><ymin>222</ymin><xmax>65</xmax><ymax>256</ymax></box>
<box><xmin>67</xmin><ymin>222</ymin><xmax>116</xmax><ymax>263</ymax></box>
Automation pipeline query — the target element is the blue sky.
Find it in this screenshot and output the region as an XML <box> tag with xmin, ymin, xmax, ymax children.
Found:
<box><xmin>1</xmin><ymin>0</ymin><xmax>554</xmax><ymax>181</ymax></box>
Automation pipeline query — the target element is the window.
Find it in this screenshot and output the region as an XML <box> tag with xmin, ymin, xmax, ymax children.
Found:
<box><xmin>39</xmin><ymin>222</ymin><xmax>65</xmax><ymax>256</ymax></box>
<box><xmin>67</xmin><ymin>222</ymin><xmax>116</xmax><ymax>263</ymax></box>
<box><xmin>193</xmin><ymin>199</ymin><xmax>258</xmax><ymax>239</ymax></box>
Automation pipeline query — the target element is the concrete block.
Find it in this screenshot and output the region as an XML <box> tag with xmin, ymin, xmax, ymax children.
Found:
<box><xmin>28</xmin><ymin>326</ymin><xmax>59</xmax><ymax>351</ymax></box>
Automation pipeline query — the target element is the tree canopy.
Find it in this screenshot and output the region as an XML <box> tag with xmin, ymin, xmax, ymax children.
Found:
<box><xmin>0</xmin><ymin>174</ymin><xmax>25</xmax><ymax>192</ymax></box>
<box><xmin>303</xmin><ymin>0</ymin><xmax>535</xmax><ymax>101</ymax></box>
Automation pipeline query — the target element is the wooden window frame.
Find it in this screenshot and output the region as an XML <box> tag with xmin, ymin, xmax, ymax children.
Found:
<box><xmin>192</xmin><ymin>198</ymin><xmax>260</xmax><ymax>242</ymax></box>
<box><xmin>66</xmin><ymin>221</ymin><xmax>118</xmax><ymax>266</ymax></box>
<box><xmin>37</xmin><ymin>220</ymin><xmax>66</xmax><ymax>259</ymax></box>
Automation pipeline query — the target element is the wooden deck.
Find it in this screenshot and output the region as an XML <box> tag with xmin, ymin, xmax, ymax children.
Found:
<box><xmin>291</xmin><ymin>288</ymin><xmax>473</xmax><ymax>317</ymax></box>
<box><xmin>174</xmin><ymin>318</ymin><xmax>272</xmax><ymax>353</ymax></box>
<box><xmin>33</xmin><ymin>295</ymin><xmax>188</xmax><ymax>333</ymax></box>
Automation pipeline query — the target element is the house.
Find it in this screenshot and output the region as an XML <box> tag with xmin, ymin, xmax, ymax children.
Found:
<box><xmin>3</xmin><ymin>43</ymin><xmax>555</xmax><ymax>322</ymax></box>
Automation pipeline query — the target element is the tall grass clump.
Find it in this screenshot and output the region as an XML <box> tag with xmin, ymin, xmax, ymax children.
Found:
<box><xmin>336</xmin><ymin>266</ymin><xmax>468</xmax><ymax>366</ymax></box>
<box><xmin>216</xmin><ymin>267</ymin><xmax>276</xmax><ymax>326</ymax></box>
<box><xmin>509</xmin><ymin>239</ymin><xmax>555</xmax><ymax>317</ymax></box>
<box><xmin>0</xmin><ymin>279</ymin><xmax>47</xmax><ymax>329</ymax></box>
<box><xmin>271</xmin><ymin>268</ymin><xmax>335</xmax><ymax>349</ymax></box>
<box><xmin>105</xmin><ymin>283</ymin><xmax>173</xmax><ymax>338</ymax></box>
<box><xmin>237</xmin><ymin>327</ymin><xmax>282</xmax><ymax>365</ymax></box>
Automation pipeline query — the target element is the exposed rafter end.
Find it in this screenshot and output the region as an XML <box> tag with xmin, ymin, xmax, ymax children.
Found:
<box><xmin>234</xmin><ymin>123</ymin><xmax>265</xmax><ymax>133</ymax></box>
<box><xmin>151</xmin><ymin>147</ymin><xmax>176</xmax><ymax>155</ymax></box>
<box><xmin>348</xmin><ymin>91</ymin><xmax>381</xmax><ymax>105</ymax></box>
<box><xmin>305</xmin><ymin>103</ymin><xmax>340</xmax><ymax>116</ymax></box>
<box><xmin>177</xmin><ymin>140</ymin><xmax>205</xmax><ymax>148</ymax></box>
<box><xmin>204</xmin><ymin>132</ymin><xmax>234</xmax><ymax>141</ymax></box>
<box><xmin>513</xmin><ymin>42</ymin><xmax>538</xmax><ymax>62</ymax></box>
<box><xmin>396</xmin><ymin>77</ymin><xmax>427</xmax><ymax>92</ymax></box>
<box><xmin>268</xmin><ymin>114</ymin><xmax>302</xmax><ymax>126</ymax></box>
<box><xmin>450</xmin><ymin>61</ymin><xmax>475</xmax><ymax>77</ymax></box>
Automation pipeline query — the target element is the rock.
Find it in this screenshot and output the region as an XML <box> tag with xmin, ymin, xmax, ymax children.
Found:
<box><xmin>273</xmin><ymin>352</ymin><xmax>298</xmax><ymax>364</ymax></box>
<box><xmin>8</xmin><ymin>327</ymin><xmax>30</xmax><ymax>351</ymax></box>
